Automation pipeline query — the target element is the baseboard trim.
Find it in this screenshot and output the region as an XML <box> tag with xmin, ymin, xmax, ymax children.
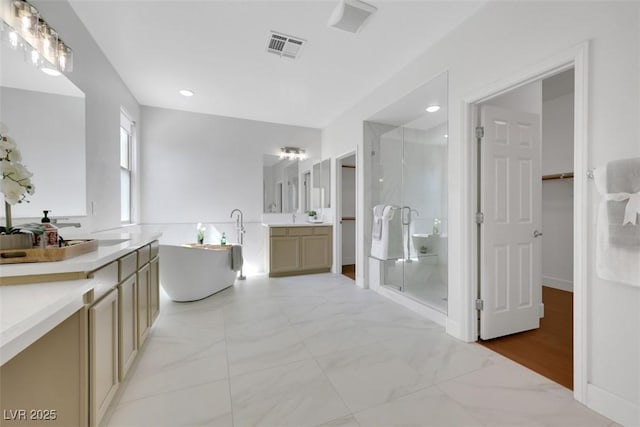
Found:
<box><xmin>586</xmin><ymin>383</ymin><xmax>640</xmax><ymax>426</ymax></box>
<box><xmin>543</xmin><ymin>276</ymin><xmax>573</xmax><ymax>292</ymax></box>
<box><xmin>446</xmin><ymin>318</ymin><xmax>465</xmax><ymax>341</ymax></box>
<box><xmin>373</xmin><ymin>286</ymin><xmax>447</xmax><ymax>327</ymax></box>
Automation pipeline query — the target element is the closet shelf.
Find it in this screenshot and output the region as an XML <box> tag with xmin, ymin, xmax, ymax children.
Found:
<box><xmin>542</xmin><ymin>172</ymin><xmax>574</xmax><ymax>181</ymax></box>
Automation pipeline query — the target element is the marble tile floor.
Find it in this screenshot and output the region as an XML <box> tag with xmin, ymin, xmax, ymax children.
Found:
<box><xmin>102</xmin><ymin>273</ymin><xmax>616</xmax><ymax>427</ymax></box>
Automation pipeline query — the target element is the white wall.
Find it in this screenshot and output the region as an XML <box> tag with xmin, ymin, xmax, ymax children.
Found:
<box><xmin>484</xmin><ymin>80</ymin><xmax>542</xmax><ymax>115</ymax></box>
<box><xmin>320</xmin><ymin>2</ymin><xmax>640</xmax><ymax>424</ymax></box>
<box><xmin>542</xmin><ymin>92</ymin><xmax>574</xmax><ymax>292</ymax></box>
<box><xmin>29</xmin><ymin>0</ymin><xmax>141</xmax><ymax>232</ymax></box>
<box><xmin>140</xmin><ymin>106</ymin><xmax>321</xmax><ymax>272</ymax></box>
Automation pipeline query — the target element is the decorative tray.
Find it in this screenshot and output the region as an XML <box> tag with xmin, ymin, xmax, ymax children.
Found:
<box><xmin>0</xmin><ymin>239</ymin><xmax>98</xmax><ymax>264</ymax></box>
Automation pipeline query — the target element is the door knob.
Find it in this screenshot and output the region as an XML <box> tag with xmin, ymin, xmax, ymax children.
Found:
<box><xmin>532</xmin><ymin>230</ymin><xmax>543</xmax><ymax>238</ymax></box>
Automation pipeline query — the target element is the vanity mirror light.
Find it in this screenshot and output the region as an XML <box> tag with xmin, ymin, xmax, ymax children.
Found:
<box><xmin>0</xmin><ymin>30</ymin><xmax>86</xmax><ymax>218</ymax></box>
<box><xmin>263</xmin><ymin>154</ymin><xmax>299</xmax><ymax>214</ymax></box>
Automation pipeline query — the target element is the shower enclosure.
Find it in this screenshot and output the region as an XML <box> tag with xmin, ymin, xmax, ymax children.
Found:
<box><xmin>366</xmin><ymin>72</ymin><xmax>448</xmax><ymax>313</ymax></box>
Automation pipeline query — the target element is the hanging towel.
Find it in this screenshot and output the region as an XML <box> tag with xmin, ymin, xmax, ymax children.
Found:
<box><xmin>593</xmin><ymin>157</ymin><xmax>640</xmax><ymax>287</ymax></box>
<box><xmin>370</xmin><ymin>205</ymin><xmax>402</xmax><ymax>260</ymax></box>
<box><xmin>231</xmin><ymin>245</ymin><xmax>243</xmax><ymax>272</ymax></box>
<box><xmin>594</xmin><ymin>157</ymin><xmax>640</xmax><ymax>248</ymax></box>
<box><xmin>372</xmin><ymin>204</ymin><xmax>385</xmax><ymax>240</ymax></box>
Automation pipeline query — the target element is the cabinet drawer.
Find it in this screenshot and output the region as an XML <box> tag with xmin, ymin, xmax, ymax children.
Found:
<box><xmin>137</xmin><ymin>245</ymin><xmax>151</xmax><ymax>268</ymax></box>
<box><xmin>149</xmin><ymin>240</ymin><xmax>160</xmax><ymax>259</ymax></box>
<box><xmin>270</xmin><ymin>227</ymin><xmax>288</xmax><ymax>236</ymax></box>
<box><xmin>313</xmin><ymin>226</ymin><xmax>331</xmax><ymax>235</ymax></box>
<box><xmin>118</xmin><ymin>252</ymin><xmax>137</xmax><ymax>282</ymax></box>
<box><xmin>288</xmin><ymin>227</ymin><xmax>313</xmax><ymax>236</ymax></box>
<box><xmin>89</xmin><ymin>262</ymin><xmax>118</xmax><ymax>302</ymax></box>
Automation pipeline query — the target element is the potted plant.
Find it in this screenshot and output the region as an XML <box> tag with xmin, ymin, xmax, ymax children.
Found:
<box><xmin>0</xmin><ymin>128</ymin><xmax>37</xmax><ymax>249</ymax></box>
<box><xmin>307</xmin><ymin>210</ymin><xmax>317</xmax><ymax>221</ymax></box>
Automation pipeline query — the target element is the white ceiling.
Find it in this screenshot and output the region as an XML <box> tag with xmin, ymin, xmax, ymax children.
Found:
<box><xmin>68</xmin><ymin>0</ymin><xmax>485</xmax><ymax>129</ymax></box>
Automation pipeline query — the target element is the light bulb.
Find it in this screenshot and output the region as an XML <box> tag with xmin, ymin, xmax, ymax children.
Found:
<box><xmin>30</xmin><ymin>49</ymin><xmax>39</xmax><ymax>65</ymax></box>
<box><xmin>9</xmin><ymin>31</ymin><xmax>18</xmax><ymax>48</ymax></box>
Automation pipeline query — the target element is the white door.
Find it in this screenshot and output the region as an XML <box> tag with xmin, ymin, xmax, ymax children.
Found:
<box><xmin>479</xmin><ymin>105</ymin><xmax>542</xmax><ymax>340</ymax></box>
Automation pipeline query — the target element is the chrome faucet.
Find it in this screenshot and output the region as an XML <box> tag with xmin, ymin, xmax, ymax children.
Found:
<box><xmin>51</xmin><ymin>218</ymin><xmax>81</xmax><ymax>228</ymax></box>
<box><xmin>292</xmin><ymin>212</ymin><xmax>297</xmax><ymax>224</ymax></box>
<box><xmin>230</xmin><ymin>209</ymin><xmax>246</xmax><ymax>280</ymax></box>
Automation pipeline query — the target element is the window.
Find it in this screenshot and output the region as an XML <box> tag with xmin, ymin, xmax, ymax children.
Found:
<box><xmin>120</xmin><ymin>112</ymin><xmax>134</xmax><ymax>223</ymax></box>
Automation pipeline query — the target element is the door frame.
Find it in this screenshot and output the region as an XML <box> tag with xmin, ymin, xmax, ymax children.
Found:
<box><xmin>460</xmin><ymin>41</ymin><xmax>589</xmax><ymax>402</ymax></box>
<box><xmin>335</xmin><ymin>150</ymin><xmax>357</xmax><ymax>276</ymax></box>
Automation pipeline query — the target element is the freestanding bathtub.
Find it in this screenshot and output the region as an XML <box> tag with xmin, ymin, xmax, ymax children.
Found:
<box><xmin>159</xmin><ymin>244</ymin><xmax>237</xmax><ymax>302</ymax></box>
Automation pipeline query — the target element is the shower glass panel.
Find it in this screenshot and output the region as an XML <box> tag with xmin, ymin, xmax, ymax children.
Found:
<box><xmin>369</xmin><ymin>72</ymin><xmax>448</xmax><ymax>313</ymax></box>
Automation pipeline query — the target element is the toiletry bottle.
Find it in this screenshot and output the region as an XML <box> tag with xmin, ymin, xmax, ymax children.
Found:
<box><xmin>220</xmin><ymin>232</ymin><xmax>227</xmax><ymax>246</ymax></box>
<box><xmin>39</xmin><ymin>210</ymin><xmax>58</xmax><ymax>248</ymax></box>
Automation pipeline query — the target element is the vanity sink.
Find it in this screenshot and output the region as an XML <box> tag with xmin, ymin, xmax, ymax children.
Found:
<box><xmin>98</xmin><ymin>238</ymin><xmax>130</xmax><ymax>247</ymax></box>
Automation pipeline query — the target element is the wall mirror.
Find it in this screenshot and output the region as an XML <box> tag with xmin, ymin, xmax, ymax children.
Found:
<box><xmin>263</xmin><ymin>154</ymin><xmax>299</xmax><ymax>213</ymax></box>
<box><xmin>0</xmin><ymin>35</ymin><xmax>86</xmax><ymax>218</ymax></box>
<box><xmin>311</xmin><ymin>158</ymin><xmax>331</xmax><ymax>209</ymax></box>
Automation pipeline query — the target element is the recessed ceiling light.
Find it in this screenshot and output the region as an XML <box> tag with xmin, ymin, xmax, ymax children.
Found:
<box><xmin>41</xmin><ymin>67</ymin><xmax>61</xmax><ymax>76</ymax></box>
<box><xmin>425</xmin><ymin>105</ymin><xmax>440</xmax><ymax>113</ymax></box>
<box><xmin>444</xmin><ymin>134</ymin><xmax>448</xmax><ymax>138</ymax></box>
<box><xmin>179</xmin><ymin>89</ymin><xmax>194</xmax><ymax>97</ymax></box>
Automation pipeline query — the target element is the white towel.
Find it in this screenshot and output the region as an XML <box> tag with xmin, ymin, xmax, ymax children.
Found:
<box><xmin>231</xmin><ymin>245</ymin><xmax>243</xmax><ymax>272</ymax></box>
<box><xmin>593</xmin><ymin>158</ymin><xmax>640</xmax><ymax>287</ymax></box>
<box><xmin>372</xmin><ymin>204</ymin><xmax>385</xmax><ymax>240</ymax></box>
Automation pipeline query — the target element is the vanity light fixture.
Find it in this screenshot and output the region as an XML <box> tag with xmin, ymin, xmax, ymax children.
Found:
<box><xmin>1</xmin><ymin>1</ymin><xmax>73</xmax><ymax>75</ymax></box>
<box><xmin>425</xmin><ymin>105</ymin><xmax>441</xmax><ymax>113</ymax></box>
<box><xmin>279</xmin><ymin>147</ymin><xmax>307</xmax><ymax>161</ymax></box>
<box><xmin>179</xmin><ymin>89</ymin><xmax>194</xmax><ymax>97</ymax></box>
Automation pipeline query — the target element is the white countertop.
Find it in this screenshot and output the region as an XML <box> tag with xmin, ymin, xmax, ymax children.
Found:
<box><xmin>0</xmin><ymin>279</ymin><xmax>95</xmax><ymax>366</ymax></box>
<box><xmin>262</xmin><ymin>222</ymin><xmax>332</xmax><ymax>227</ymax></box>
<box><xmin>0</xmin><ymin>231</ymin><xmax>161</xmax><ymax>277</ymax></box>
<box><xmin>0</xmin><ymin>231</ymin><xmax>161</xmax><ymax>366</ymax></box>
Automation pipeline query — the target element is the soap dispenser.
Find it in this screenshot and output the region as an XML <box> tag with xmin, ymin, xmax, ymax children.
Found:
<box><xmin>220</xmin><ymin>232</ymin><xmax>227</xmax><ymax>246</ymax></box>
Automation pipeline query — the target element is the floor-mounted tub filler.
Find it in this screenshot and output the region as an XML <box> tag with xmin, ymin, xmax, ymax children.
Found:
<box><xmin>159</xmin><ymin>243</ymin><xmax>241</xmax><ymax>302</ymax></box>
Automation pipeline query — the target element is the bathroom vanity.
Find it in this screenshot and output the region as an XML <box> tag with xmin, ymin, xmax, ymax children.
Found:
<box><xmin>0</xmin><ymin>233</ymin><xmax>161</xmax><ymax>427</ymax></box>
<box><xmin>264</xmin><ymin>224</ymin><xmax>332</xmax><ymax>277</ymax></box>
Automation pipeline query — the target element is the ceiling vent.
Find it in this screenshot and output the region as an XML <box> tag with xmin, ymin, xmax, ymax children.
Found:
<box><xmin>266</xmin><ymin>31</ymin><xmax>306</xmax><ymax>59</ymax></box>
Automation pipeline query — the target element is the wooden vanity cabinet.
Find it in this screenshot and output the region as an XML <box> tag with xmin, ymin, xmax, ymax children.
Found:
<box><xmin>268</xmin><ymin>226</ymin><xmax>332</xmax><ymax>277</ymax></box>
<box><xmin>88</xmin><ymin>289</ymin><xmax>119</xmax><ymax>427</ymax></box>
<box><xmin>0</xmin><ymin>240</ymin><xmax>161</xmax><ymax>427</ymax></box>
<box><xmin>117</xmin><ymin>252</ymin><xmax>138</xmax><ymax>381</ymax></box>
<box><xmin>136</xmin><ymin>262</ymin><xmax>151</xmax><ymax>347</ymax></box>
<box><xmin>149</xmin><ymin>256</ymin><xmax>160</xmax><ymax>323</ymax></box>
<box><xmin>0</xmin><ymin>309</ymin><xmax>88</xmax><ymax>427</ymax></box>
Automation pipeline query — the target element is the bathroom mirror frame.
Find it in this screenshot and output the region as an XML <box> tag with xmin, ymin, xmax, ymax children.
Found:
<box><xmin>0</xmin><ymin>28</ymin><xmax>87</xmax><ymax>219</ymax></box>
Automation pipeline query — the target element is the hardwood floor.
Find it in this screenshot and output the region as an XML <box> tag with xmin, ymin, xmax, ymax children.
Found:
<box><xmin>479</xmin><ymin>286</ymin><xmax>573</xmax><ymax>389</ymax></box>
<box><xmin>341</xmin><ymin>264</ymin><xmax>356</xmax><ymax>280</ymax></box>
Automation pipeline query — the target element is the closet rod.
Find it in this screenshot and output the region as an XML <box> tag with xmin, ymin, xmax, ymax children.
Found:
<box><xmin>542</xmin><ymin>172</ymin><xmax>574</xmax><ymax>181</ymax></box>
